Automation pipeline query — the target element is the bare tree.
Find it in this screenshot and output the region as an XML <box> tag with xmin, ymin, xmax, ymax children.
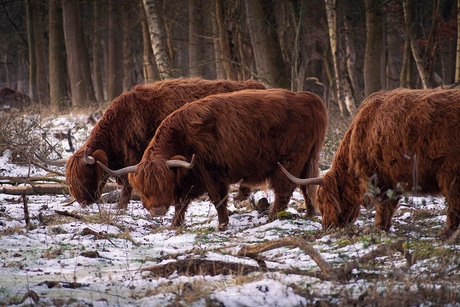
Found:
<box><xmin>92</xmin><ymin>1</ymin><xmax>105</xmax><ymax>102</ymax></box>
<box><xmin>107</xmin><ymin>0</ymin><xmax>124</xmax><ymax>101</ymax></box>
<box><xmin>143</xmin><ymin>0</ymin><xmax>173</xmax><ymax>79</ymax></box>
<box><xmin>62</xmin><ymin>0</ymin><xmax>96</xmax><ymax>107</ymax></box>
<box><xmin>140</xmin><ymin>0</ymin><xmax>159</xmax><ymax>83</ymax></box>
<box><xmin>49</xmin><ymin>0</ymin><xmax>68</xmax><ymax>110</ymax></box>
<box><xmin>324</xmin><ymin>0</ymin><xmax>355</xmax><ymax>115</ymax></box>
<box><xmin>456</xmin><ymin>0</ymin><xmax>460</xmax><ymax>83</ymax></box>
<box><xmin>245</xmin><ymin>0</ymin><xmax>289</xmax><ymax>88</ymax></box>
<box><xmin>24</xmin><ymin>0</ymin><xmax>37</xmax><ymax>102</ymax></box>
<box><xmin>364</xmin><ymin>0</ymin><xmax>383</xmax><ymax>97</ymax></box>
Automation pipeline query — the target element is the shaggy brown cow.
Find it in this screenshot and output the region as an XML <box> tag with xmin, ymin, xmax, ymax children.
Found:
<box><xmin>45</xmin><ymin>78</ymin><xmax>265</xmax><ymax>208</ymax></box>
<box><xmin>98</xmin><ymin>89</ymin><xmax>328</xmax><ymax>230</ymax></box>
<box><xmin>280</xmin><ymin>88</ymin><xmax>460</xmax><ymax>238</ymax></box>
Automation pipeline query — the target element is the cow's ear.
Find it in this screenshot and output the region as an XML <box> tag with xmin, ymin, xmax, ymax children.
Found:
<box><xmin>92</xmin><ymin>149</ymin><xmax>108</xmax><ymax>166</ymax></box>
<box><xmin>169</xmin><ymin>155</ymin><xmax>191</xmax><ymax>180</ymax></box>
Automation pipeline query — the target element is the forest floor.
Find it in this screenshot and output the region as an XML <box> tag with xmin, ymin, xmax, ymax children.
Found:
<box><xmin>0</xmin><ymin>110</ymin><xmax>459</xmax><ymax>306</ymax></box>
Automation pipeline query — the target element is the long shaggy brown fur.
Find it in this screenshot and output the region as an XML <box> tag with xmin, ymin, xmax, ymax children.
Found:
<box><xmin>317</xmin><ymin>88</ymin><xmax>460</xmax><ymax>238</ymax></box>
<box><xmin>129</xmin><ymin>88</ymin><xmax>328</xmax><ymax>229</ymax></box>
<box><xmin>66</xmin><ymin>78</ymin><xmax>265</xmax><ymax>207</ymax></box>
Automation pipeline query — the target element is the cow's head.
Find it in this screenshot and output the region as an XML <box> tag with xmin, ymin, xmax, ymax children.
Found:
<box><xmin>278</xmin><ymin>163</ymin><xmax>360</xmax><ymax>229</ymax></box>
<box><xmin>66</xmin><ymin>148</ymin><xmax>108</xmax><ymax>206</ymax></box>
<box><xmin>98</xmin><ymin>155</ymin><xmax>194</xmax><ymax>216</ymax></box>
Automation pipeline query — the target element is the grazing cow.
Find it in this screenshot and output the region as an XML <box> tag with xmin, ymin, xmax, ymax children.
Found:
<box><xmin>279</xmin><ymin>88</ymin><xmax>460</xmax><ymax>238</ymax></box>
<box><xmin>98</xmin><ymin>89</ymin><xmax>328</xmax><ymax>230</ymax></box>
<box><xmin>42</xmin><ymin>78</ymin><xmax>265</xmax><ymax>208</ymax></box>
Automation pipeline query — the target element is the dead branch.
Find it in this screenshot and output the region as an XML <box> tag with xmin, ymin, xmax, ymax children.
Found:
<box><xmin>0</xmin><ymin>182</ymin><xmax>120</xmax><ymax>196</ymax></box>
<box><xmin>0</xmin><ymin>176</ymin><xmax>65</xmax><ymax>184</ymax></box>
<box><xmin>142</xmin><ymin>259</ymin><xmax>265</xmax><ymax>277</ymax></box>
<box><xmin>336</xmin><ymin>240</ymin><xmax>406</xmax><ymax>276</ymax></box>
<box><xmin>238</xmin><ymin>236</ymin><xmax>338</xmax><ymax>279</ymax></box>
<box><xmin>237</xmin><ymin>237</ymin><xmax>409</xmax><ymax>281</ymax></box>
<box><xmin>55</xmin><ymin>210</ymin><xmax>82</xmax><ymax>219</ymax></box>
<box><xmin>30</xmin><ymin>161</ymin><xmax>65</xmax><ymax>176</ymax></box>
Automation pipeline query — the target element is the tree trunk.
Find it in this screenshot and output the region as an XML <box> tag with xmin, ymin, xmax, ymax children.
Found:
<box><xmin>364</xmin><ymin>0</ymin><xmax>383</xmax><ymax>97</ymax></box>
<box><xmin>455</xmin><ymin>0</ymin><xmax>460</xmax><ymax>83</ymax></box>
<box><xmin>92</xmin><ymin>1</ymin><xmax>105</xmax><ymax>103</ymax></box>
<box><xmin>107</xmin><ymin>0</ymin><xmax>124</xmax><ymax>101</ymax></box>
<box><xmin>324</xmin><ymin>0</ymin><xmax>355</xmax><ymax>116</ymax></box>
<box><xmin>211</xmin><ymin>0</ymin><xmax>225</xmax><ymax>79</ymax></box>
<box><xmin>140</xmin><ymin>0</ymin><xmax>159</xmax><ymax>83</ymax></box>
<box><xmin>245</xmin><ymin>0</ymin><xmax>289</xmax><ymax>88</ymax></box>
<box><xmin>25</xmin><ymin>0</ymin><xmax>37</xmax><ymax>102</ymax></box>
<box><xmin>61</xmin><ymin>0</ymin><xmax>96</xmax><ymax>107</ymax></box>
<box><xmin>143</xmin><ymin>0</ymin><xmax>173</xmax><ymax>79</ymax></box>
<box><xmin>32</xmin><ymin>0</ymin><xmax>49</xmax><ymax>106</ymax></box>
<box><xmin>188</xmin><ymin>0</ymin><xmax>202</xmax><ymax>77</ymax></box>
<box><xmin>49</xmin><ymin>0</ymin><xmax>68</xmax><ymax>111</ymax></box>
<box><xmin>123</xmin><ymin>2</ymin><xmax>137</xmax><ymax>91</ymax></box>
<box><xmin>215</xmin><ymin>0</ymin><xmax>234</xmax><ymax>79</ymax></box>
<box><xmin>402</xmin><ymin>0</ymin><xmax>431</xmax><ymax>89</ymax></box>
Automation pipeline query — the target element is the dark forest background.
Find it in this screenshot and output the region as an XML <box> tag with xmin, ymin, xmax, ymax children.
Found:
<box><xmin>0</xmin><ymin>0</ymin><xmax>459</xmax><ymax>116</ymax></box>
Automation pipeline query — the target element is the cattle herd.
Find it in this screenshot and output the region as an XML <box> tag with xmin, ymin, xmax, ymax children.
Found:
<box><xmin>40</xmin><ymin>78</ymin><xmax>460</xmax><ymax>239</ymax></box>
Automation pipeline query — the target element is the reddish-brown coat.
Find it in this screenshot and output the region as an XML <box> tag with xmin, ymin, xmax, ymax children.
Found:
<box><xmin>65</xmin><ymin>78</ymin><xmax>265</xmax><ymax>207</ymax></box>
<box><xmin>317</xmin><ymin>88</ymin><xmax>460</xmax><ymax>238</ymax></box>
<box><xmin>129</xmin><ymin>89</ymin><xmax>328</xmax><ymax>229</ymax></box>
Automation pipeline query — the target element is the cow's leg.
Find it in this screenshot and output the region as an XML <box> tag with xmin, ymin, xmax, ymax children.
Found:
<box><xmin>234</xmin><ymin>185</ymin><xmax>251</xmax><ymax>202</ymax></box>
<box><xmin>208</xmin><ymin>183</ymin><xmax>230</xmax><ymax>231</ymax></box>
<box><xmin>172</xmin><ymin>202</ymin><xmax>190</xmax><ymax>227</ymax></box>
<box><xmin>300</xmin><ymin>185</ymin><xmax>318</xmax><ymax>217</ymax></box>
<box><xmin>117</xmin><ymin>182</ymin><xmax>132</xmax><ymax>209</ymax></box>
<box><xmin>269</xmin><ymin>177</ymin><xmax>296</xmax><ymax>220</ymax></box>
<box><xmin>374</xmin><ymin>199</ymin><xmax>399</xmax><ymax>231</ymax></box>
<box><xmin>438</xmin><ymin>166</ymin><xmax>460</xmax><ymax>239</ymax></box>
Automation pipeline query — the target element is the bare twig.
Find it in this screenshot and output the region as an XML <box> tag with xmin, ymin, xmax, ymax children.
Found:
<box><xmin>238</xmin><ymin>236</ymin><xmax>338</xmax><ymax>279</ymax></box>
<box><xmin>237</xmin><ymin>236</ymin><xmax>409</xmax><ymax>281</ymax></box>
<box><xmin>30</xmin><ymin>161</ymin><xmax>66</xmax><ymax>177</ymax></box>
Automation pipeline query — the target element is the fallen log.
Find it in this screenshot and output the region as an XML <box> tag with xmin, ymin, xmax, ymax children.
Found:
<box><xmin>0</xmin><ymin>176</ymin><xmax>65</xmax><ymax>185</ymax></box>
<box><xmin>0</xmin><ymin>182</ymin><xmax>120</xmax><ymax>196</ymax></box>
<box><xmin>237</xmin><ymin>236</ymin><xmax>409</xmax><ymax>281</ymax></box>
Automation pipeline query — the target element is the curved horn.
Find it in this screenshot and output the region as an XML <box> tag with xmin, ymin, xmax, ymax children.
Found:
<box><xmin>278</xmin><ymin>162</ymin><xmax>324</xmax><ymax>185</ymax></box>
<box><xmin>35</xmin><ymin>153</ymin><xmax>69</xmax><ymax>166</ymax></box>
<box><xmin>83</xmin><ymin>148</ymin><xmax>96</xmax><ymax>165</ymax></box>
<box><xmin>166</xmin><ymin>154</ymin><xmax>196</xmax><ymax>169</ymax></box>
<box><xmin>96</xmin><ymin>161</ymin><xmax>138</xmax><ymax>177</ymax></box>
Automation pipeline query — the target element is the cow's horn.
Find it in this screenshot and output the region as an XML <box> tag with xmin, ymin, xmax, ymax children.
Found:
<box><xmin>83</xmin><ymin>148</ymin><xmax>96</xmax><ymax>165</ymax></box>
<box><xmin>35</xmin><ymin>153</ymin><xmax>69</xmax><ymax>166</ymax></box>
<box><xmin>166</xmin><ymin>154</ymin><xmax>195</xmax><ymax>169</ymax></box>
<box><xmin>278</xmin><ymin>162</ymin><xmax>324</xmax><ymax>185</ymax></box>
<box><xmin>97</xmin><ymin>161</ymin><xmax>138</xmax><ymax>177</ymax></box>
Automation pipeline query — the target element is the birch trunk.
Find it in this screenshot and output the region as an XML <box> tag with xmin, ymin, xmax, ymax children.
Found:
<box><xmin>143</xmin><ymin>0</ymin><xmax>173</xmax><ymax>79</ymax></box>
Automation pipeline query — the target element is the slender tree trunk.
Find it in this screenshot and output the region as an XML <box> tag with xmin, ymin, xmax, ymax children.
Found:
<box><xmin>188</xmin><ymin>0</ymin><xmax>201</xmax><ymax>77</ymax></box>
<box><xmin>324</xmin><ymin>0</ymin><xmax>355</xmax><ymax>115</ymax></box>
<box><xmin>402</xmin><ymin>0</ymin><xmax>431</xmax><ymax>89</ymax></box>
<box><xmin>32</xmin><ymin>0</ymin><xmax>49</xmax><ymax>106</ymax></box>
<box><xmin>140</xmin><ymin>0</ymin><xmax>159</xmax><ymax>83</ymax></box>
<box><xmin>143</xmin><ymin>0</ymin><xmax>173</xmax><ymax>79</ymax></box>
<box><xmin>92</xmin><ymin>1</ymin><xmax>104</xmax><ymax>102</ymax></box>
<box><xmin>25</xmin><ymin>0</ymin><xmax>37</xmax><ymax>102</ymax></box>
<box><xmin>364</xmin><ymin>0</ymin><xmax>383</xmax><ymax>97</ymax></box>
<box><xmin>123</xmin><ymin>2</ymin><xmax>136</xmax><ymax>91</ymax></box>
<box><xmin>107</xmin><ymin>0</ymin><xmax>124</xmax><ymax>101</ymax></box>
<box><xmin>215</xmin><ymin>0</ymin><xmax>234</xmax><ymax>79</ymax></box>
<box><xmin>211</xmin><ymin>0</ymin><xmax>225</xmax><ymax>79</ymax></box>
<box><xmin>62</xmin><ymin>0</ymin><xmax>96</xmax><ymax>107</ymax></box>
<box><xmin>245</xmin><ymin>0</ymin><xmax>289</xmax><ymax>88</ymax></box>
<box><xmin>49</xmin><ymin>0</ymin><xmax>68</xmax><ymax>111</ymax></box>
<box><xmin>455</xmin><ymin>0</ymin><xmax>460</xmax><ymax>83</ymax></box>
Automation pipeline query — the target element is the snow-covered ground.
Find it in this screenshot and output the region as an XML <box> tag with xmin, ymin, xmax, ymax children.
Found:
<box><xmin>0</xmin><ymin>112</ymin><xmax>459</xmax><ymax>306</ymax></box>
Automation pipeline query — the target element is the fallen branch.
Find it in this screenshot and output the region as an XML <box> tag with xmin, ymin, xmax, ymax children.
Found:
<box><xmin>0</xmin><ymin>176</ymin><xmax>65</xmax><ymax>185</ymax></box>
<box><xmin>0</xmin><ymin>182</ymin><xmax>121</xmax><ymax>196</ymax></box>
<box><xmin>238</xmin><ymin>236</ymin><xmax>338</xmax><ymax>279</ymax></box>
<box><xmin>237</xmin><ymin>236</ymin><xmax>408</xmax><ymax>281</ymax></box>
<box><xmin>30</xmin><ymin>161</ymin><xmax>65</xmax><ymax>177</ymax></box>
<box><xmin>142</xmin><ymin>259</ymin><xmax>265</xmax><ymax>277</ymax></box>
